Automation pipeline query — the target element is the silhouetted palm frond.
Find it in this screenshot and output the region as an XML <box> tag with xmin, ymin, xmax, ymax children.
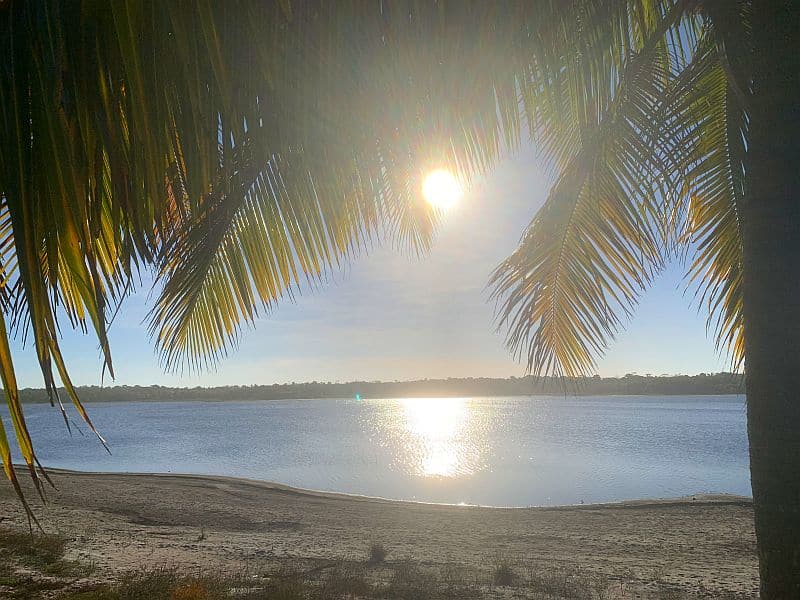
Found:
<box><xmin>490</xmin><ymin>0</ymin><xmax>711</xmax><ymax>376</ymax></box>
<box><xmin>0</xmin><ymin>0</ymin><xmax>748</xmax><ymax>510</ymax></box>
<box><xmin>668</xmin><ymin>32</ymin><xmax>747</xmax><ymax>370</ymax></box>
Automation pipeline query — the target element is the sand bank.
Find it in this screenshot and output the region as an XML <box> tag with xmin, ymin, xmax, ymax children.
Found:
<box><xmin>0</xmin><ymin>470</ymin><xmax>757</xmax><ymax>597</ymax></box>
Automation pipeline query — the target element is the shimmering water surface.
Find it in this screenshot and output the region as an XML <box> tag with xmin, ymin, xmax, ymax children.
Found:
<box><xmin>6</xmin><ymin>395</ymin><xmax>751</xmax><ymax>506</ymax></box>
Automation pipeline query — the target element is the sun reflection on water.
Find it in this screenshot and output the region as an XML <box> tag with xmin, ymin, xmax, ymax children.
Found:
<box><xmin>400</xmin><ymin>397</ymin><xmax>473</xmax><ymax>477</ymax></box>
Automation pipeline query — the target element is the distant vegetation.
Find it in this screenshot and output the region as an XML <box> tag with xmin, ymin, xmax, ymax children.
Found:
<box><xmin>17</xmin><ymin>373</ymin><xmax>744</xmax><ymax>404</ymax></box>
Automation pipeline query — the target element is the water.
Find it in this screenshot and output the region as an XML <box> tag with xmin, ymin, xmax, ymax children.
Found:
<box><xmin>5</xmin><ymin>395</ymin><xmax>751</xmax><ymax>506</ymax></box>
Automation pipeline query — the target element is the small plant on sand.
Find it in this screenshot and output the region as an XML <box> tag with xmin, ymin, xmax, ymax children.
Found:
<box><xmin>62</xmin><ymin>586</ymin><xmax>118</xmax><ymax>599</ymax></box>
<box><xmin>492</xmin><ymin>554</ymin><xmax>515</xmax><ymax>587</ymax></box>
<box><xmin>261</xmin><ymin>577</ymin><xmax>306</xmax><ymax>600</ymax></box>
<box><xmin>0</xmin><ymin>525</ymin><xmax>94</xmax><ymax>582</ymax></box>
<box><xmin>591</xmin><ymin>572</ymin><xmax>613</xmax><ymax>600</ymax></box>
<box><xmin>171</xmin><ymin>581</ymin><xmax>211</xmax><ymax>600</ymax></box>
<box><xmin>61</xmin><ymin>569</ymin><xmax>234</xmax><ymax>600</ymax></box>
<box><xmin>368</xmin><ymin>541</ymin><xmax>388</xmax><ymax>564</ymax></box>
<box><xmin>385</xmin><ymin>562</ymin><xmax>437</xmax><ymax>599</ymax></box>
<box><xmin>526</xmin><ymin>564</ymin><xmax>617</xmax><ymax>599</ymax></box>
<box><xmin>0</xmin><ymin>527</ymin><xmax>66</xmax><ymax>567</ymax></box>
<box><xmin>320</xmin><ymin>563</ymin><xmax>372</xmax><ymax>597</ymax></box>
<box><xmin>439</xmin><ymin>564</ymin><xmax>479</xmax><ymax>599</ymax></box>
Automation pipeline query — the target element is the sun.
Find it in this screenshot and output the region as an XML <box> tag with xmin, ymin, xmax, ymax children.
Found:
<box><xmin>422</xmin><ymin>169</ymin><xmax>462</xmax><ymax>210</ymax></box>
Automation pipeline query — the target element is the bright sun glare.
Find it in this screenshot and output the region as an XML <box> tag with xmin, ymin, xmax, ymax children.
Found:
<box><xmin>422</xmin><ymin>169</ymin><xmax>462</xmax><ymax>210</ymax></box>
<box><xmin>401</xmin><ymin>397</ymin><xmax>472</xmax><ymax>477</ymax></box>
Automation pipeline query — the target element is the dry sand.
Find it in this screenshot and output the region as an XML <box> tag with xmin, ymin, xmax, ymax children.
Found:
<box><xmin>0</xmin><ymin>470</ymin><xmax>758</xmax><ymax>598</ymax></box>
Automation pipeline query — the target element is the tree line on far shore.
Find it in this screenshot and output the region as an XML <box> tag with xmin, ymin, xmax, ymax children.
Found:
<box><xmin>15</xmin><ymin>373</ymin><xmax>745</xmax><ymax>403</ymax></box>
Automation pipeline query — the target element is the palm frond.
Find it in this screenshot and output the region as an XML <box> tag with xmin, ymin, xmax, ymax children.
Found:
<box><xmin>149</xmin><ymin>144</ymin><xmax>436</xmax><ymax>371</ymax></box>
<box><xmin>0</xmin><ymin>0</ymin><xmax>750</xmax><ymax>508</ymax></box>
<box><xmin>0</xmin><ymin>0</ymin><xmax>528</xmax><ymax>498</ymax></box>
<box><xmin>667</xmin><ymin>31</ymin><xmax>747</xmax><ymax>370</ymax></box>
<box><xmin>148</xmin><ymin>0</ymin><xmax>533</xmax><ymax>370</ymax></box>
<box><xmin>490</xmin><ymin>0</ymin><xmax>695</xmax><ymax>376</ymax></box>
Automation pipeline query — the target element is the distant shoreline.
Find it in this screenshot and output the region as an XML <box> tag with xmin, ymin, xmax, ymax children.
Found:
<box><xmin>17</xmin><ymin>372</ymin><xmax>745</xmax><ymax>403</ymax></box>
<box><xmin>15</xmin><ymin>392</ymin><xmax>744</xmax><ymax>405</ymax></box>
<box><xmin>17</xmin><ymin>392</ymin><xmax>747</xmax><ymax>405</ymax></box>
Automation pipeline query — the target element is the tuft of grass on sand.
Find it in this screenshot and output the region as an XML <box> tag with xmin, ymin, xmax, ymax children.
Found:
<box><xmin>320</xmin><ymin>562</ymin><xmax>372</xmax><ymax>597</ymax></box>
<box><xmin>367</xmin><ymin>541</ymin><xmax>388</xmax><ymax>565</ymax></box>
<box><xmin>0</xmin><ymin>525</ymin><xmax>94</xmax><ymax>594</ymax></box>
<box><xmin>437</xmin><ymin>564</ymin><xmax>480</xmax><ymax>599</ymax></box>
<box><xmin>62</xmin><ymin>568</ymin><xmax>231</xmax><ymax>600</ymax></box>
<box><xmin>384</xmin><ymin>561</ymin><xmax>440</xmax><ymax>599</ymax></box>
<box><xmin>491</xmin><ymin>553</ymin><xmax>515</xmax><ymax>587</ymax></box>
<box><xmin>0</xmin><ymin>576</ymin><xmax>67</xmax><ymax>600</ymax></box>
<box><xmin>0</xmin><ymin>526</ymin><xmax>66</xmax><ymax>567</ymax></box>
<box><xmin>524</xmin><ymin>564</ymin><xmax>605</xmax><ymax>599</ymax></box>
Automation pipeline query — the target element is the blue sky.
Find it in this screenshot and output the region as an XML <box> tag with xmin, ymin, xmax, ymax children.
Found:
<box><xmin>11</xmin><ymin>146</ymin><xmax>728</xmax><ymax>388</ymax></box>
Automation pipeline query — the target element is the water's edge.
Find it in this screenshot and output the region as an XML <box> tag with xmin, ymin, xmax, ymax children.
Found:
<box><xmin>15</xmin><ymin>465</ymin><xmax>753</xmax><ymax>510</ymax></box>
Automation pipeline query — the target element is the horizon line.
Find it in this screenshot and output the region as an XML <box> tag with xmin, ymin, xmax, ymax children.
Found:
<box><xmin>16</xmin><ymin>371</ymin><xmax>743</xmax><ymax>391</ymax></box>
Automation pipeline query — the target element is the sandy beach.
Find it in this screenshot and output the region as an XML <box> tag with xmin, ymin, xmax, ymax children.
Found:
<box><xmin>0</xmin><ymin>469</ymin><xmax>759</xmax><ymax>598</ymax></box>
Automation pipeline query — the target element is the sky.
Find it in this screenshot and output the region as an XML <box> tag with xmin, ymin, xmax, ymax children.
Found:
<box><xmin>10</xmin><ymin>146</ymin><xmax>729</xmax><ymax>388</ymax></box>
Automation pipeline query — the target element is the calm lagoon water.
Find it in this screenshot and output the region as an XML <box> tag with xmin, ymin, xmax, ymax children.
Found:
<box><xmin>6</xmin><ymin>395</ymin><xmax>751</xmax><ymax>506</ymax></box>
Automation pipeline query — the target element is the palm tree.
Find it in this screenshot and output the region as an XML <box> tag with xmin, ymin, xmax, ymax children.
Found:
<box><xmin>0</xmin><ymin>1</ymin><xmax>796</xmax><ymax>596</ymax></box>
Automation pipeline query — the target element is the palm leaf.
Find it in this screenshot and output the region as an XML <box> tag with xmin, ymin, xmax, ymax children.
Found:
<box><xmin>147</xmin><ymin>0</ymin><xmax>533</xmax><ymax>370</ymax></box>
<box><xmin>490</xmin><ymin>0</ymin><xmax>695</xmax><ymax>376</ymax></box>
<box><xmin>0</xmin><ymin>0</ymin><xmax>527</xmax><ymax>500</ymax></box>
<box><xmin>149</xmin><ymin>144</ymin><xmax>437</xmax><ymax>371</ymax></box>
<box><xmin>0</xmin><ymin>0</ymin><xmax>749</xmax><ymax>508</ymax></box>
<box><xmin>667</xmin><ymin>31</ymin><xmax>747</xmax><ymax>370</ymax></box>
